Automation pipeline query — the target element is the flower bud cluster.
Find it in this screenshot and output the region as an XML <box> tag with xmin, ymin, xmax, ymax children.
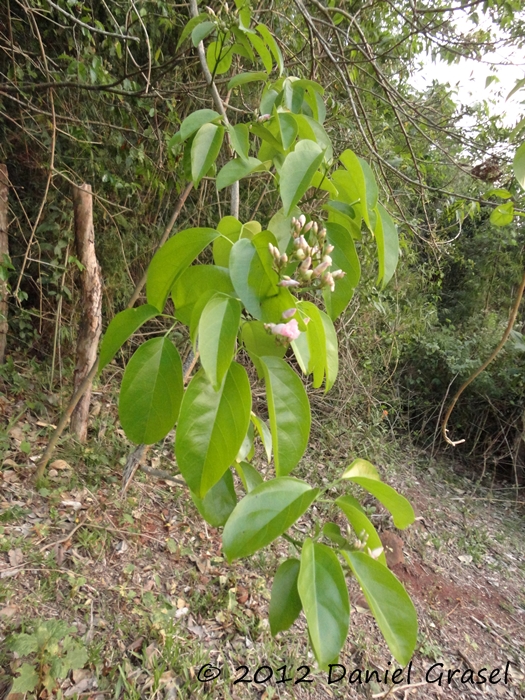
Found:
<box><xmin>269</xmin><ymin>215</ymin><xmax>346</xmax><ymax>293</ymax></box>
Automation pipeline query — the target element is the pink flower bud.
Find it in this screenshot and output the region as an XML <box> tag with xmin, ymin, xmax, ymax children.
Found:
<box><xmin>300</xmin><ymin>256</ymin><xmax>312</xmax><ymax>271</ymax></box>
<box><xmin>322</xmin><ymin>255</ymin><xmax>332</xmax><ymax>266</ymax></box>
<box><xmin>278</xmin><ymin>278</ymin><xmax>300</xmax><ymax>288</ymax></box>
<box><xmin>298</xmin><ymin>214</ymin><xmax>306</xmax><ymax>228</ymax></box>
<box><xmin>312</xmin><ymin>261</ymin><xmax>330</xmax><ymax>278</ymax></box>
<box><xmin>258</xmin><ymin>113</ymin><xmax>271</xmax><ymax>122</ymax></box>
<box><xmin>325</xmin><ymin>244</ymin><xmax>334</xmax><ymax>254</ymax></box>
<box><xmin>302</xmin><ymin>220</ymin><xmax>314</xmax><ymax>233</ymax></box>
<box><xmin>332</xmin><ymin>269</ymin><xmax>346</xmax><ymax>280</ymax></box>
<box><xmin>282</xmin><ymin>307</ymin><xmax>297</xmax><ymax>319</ymax></box>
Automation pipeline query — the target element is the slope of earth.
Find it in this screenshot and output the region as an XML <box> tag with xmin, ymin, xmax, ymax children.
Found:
<box><xmin>1</xmin><ymin>367</ymin><xmax>525</xmax><ymax>700</ymax></box>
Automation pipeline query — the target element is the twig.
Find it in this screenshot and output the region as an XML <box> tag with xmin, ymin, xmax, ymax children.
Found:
<box><xmin>442</xmin><ymin>267</ymin><xmax>525</xmax><ymax>446</ymax></box>
<box><xmin>40</xmin><ymin>516</ymin><xmax>86</xmax><ymax>552</ymax></box>
<box><xmin>43</xmin><ymin>0</ymin><xmax>139</xmax><ymax>41</ymax></box>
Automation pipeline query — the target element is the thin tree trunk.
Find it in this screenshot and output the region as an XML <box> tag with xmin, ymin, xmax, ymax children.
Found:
<box><xmin>0</xmin><ymin>165</ymin><xmax>9</xmax><ymax>364</ymax></box>
<box><xmin>70</xmin><ymin>184</ymin><xmax>102</xmax><ymax>442</ymax></box>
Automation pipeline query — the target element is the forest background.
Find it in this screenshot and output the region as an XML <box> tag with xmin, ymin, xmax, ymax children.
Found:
<box><xmin>1</xmin><ymin>0</ymin><xmax>525</xmax><ymax>698</ymax></box>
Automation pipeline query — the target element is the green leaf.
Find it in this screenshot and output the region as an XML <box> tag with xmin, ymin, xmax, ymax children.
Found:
<box><xmin>359</xmin><ymin>157</ymin><xmax>378</xmax><ymax>213</ymax></box>
<box><xmin>280</xmin><ymin>140</ymin><xmax>324</xmax><ymax>215</ymax></box>
<box><xmin>293</xmin><ymin>300</ymin><xmax>325</xmax><ymax>387</ymax></box>
<box><xmin>99</xmin><ymin>304</ymin><xmax>159</xmax><ymax>372</ymax></box>
<box><xmin>213</xmin><ymin>216</ymin><xmax>243</xmax><ymax>267</ymax></box>
<box><xmin>323</xmin><ymin>222</ymin><xmax>361</xmax><ymax>321</ymax></box>
<box><xmin>270</xmin><ymin>558</ymin><xmax>302</xmax><ymax>634</ymax></box>
<box><xmin>192</xmin><ymin>21</ymin><xmax>216</xmax><ymax>46</ymax></box>
<box><xmin>235</xmin><ymin>460</ymin><xmax>264</xmax><ymax>491</ymax></box>
<box><xmin>191</xmin><ymin>468</ymin><xmax>237</xmax><ymax>526</ymax></box>
<box><xmin>319</xmin><ymin>310</ymin><xmax>338</xmax><ymax>391</ymax></box>
<box><xmin>338</xmin><ymin>150</ymin><xmax>370</xmax><ymax>227</ymax></box>
<box><xmin>216</xmin><ymin>157</ymin><xmax>263</xmax><ymax>191</ymax></box>
<box><xmin>119</xmin><ymin>337</ymin><xmax>183</xmax><ymax>444</ymax></box>
<box><xmin>298</xmin><ymin>539</ymin><xmax>349</xmax><ymax>669</ymax></box>
<box><xmin>250</xmin><ymin>412</ymin><xmax>272</xmax><ymax>462</ymax></box>
<box><xmin>191</xmin><ymin>123</ymin><xmax>225</xmax><ymax>186</ymax></box>
<box><xmin>227</xmin><ymin>123</ymin><xmax>250</xmax><ymax>161</ymax></box>
<box><xmin>343</xmin><ymin>551</ymin><xmax>417</xmax><ymax>665</ymax></box>
<box><xmin>207</xmin><ymin>39</ymin><xmax>233</xmax><ymax>75</ymax></box>
<box><xmin>336</xmin><ymin>496</ymin><xmax>387</xmax><ymax>566</ymax></box>
<box><xmin>342</xmin><ymin>458</ymin><xmax>380</xmax><ymax>480</ymax></box>
<box><xmin>176</xmin><ymin>13</ymin><xmax>209</xmax><ymax>49</ymax></box>
<box><xmin>247</xmin><ymin>32</ymin><xmax>272</xmax><ymax>72</ymax></box>
<box><xmin>147</xmin><ymin>228</ymin><xmax>220</xmax><ymax>311</ymax></box>
<box><xmin>278</xmin><ymin>112</ymin><xmax>298</xmax><ymax>150</ymax></box>
<box><xmin>228</xmin><ymin>71</ymin><xmax>268</xmax><ymax>89</ymax></box>
<box><xmin>198</xmin><ymin>294</ymin><xmax>242</xmax><ymax>390</ymax></box>
<box><xmin>375</xmin><ymin>203</ymin><xmax>399</xmax><ymax>287</ymax></box>
<box><xmin>490</xmin><ymin>201</ymin><xmax>514</xmax><ymax>227</ymax></box>
<box><xmin>172</xmin><ymin>265</ymin><xmax>234</xmax><ymax>325</ymax></box>
<box><xmin>256</xmin><ymin>24</ymin><xmax>284</xmax><ymax>75</ymax></box>
<box><xmin>268</xmin><ymin>206</ymin><xmax>302</xmax><ymax>253</ymax></box>
<box><xmin>12</xmin><ymin>663</ymin><xmax>39</xmax><ymax>694</ymax></box>
<box><xmin>229</xmin><ymin>238</ymin><xmax>278</xmax><ymax>318</ymax></box>
<box><xmin>260</xmin><ymin>356</ymin><xmax>311</xmax><ymax>476</ymax></box>
<box><xmin>178</xmin><ymin>109</ymin><xmax>221</xmax><ymax>143</ymax></box>
<box><xmin>342</xmin><ymin>474</ymin><xmax>415</xmax><ymax>530</ymax></box>
<box><xmin>222</xmin><ymin>477</ymin><xmax>318</xmax><ymax>560</ymax></box>
<box><xmin>175</xmin><ymin>363</ymin><xmax>251</xmax><ymax>498</ymax></box>
<box><xmin>241</xmin><ymin>320</ymin><xmax>286</xmax><ymax>378</ymax></box>
<box><xmin>9</xmin><ymin>633</ymin><xmax>38</xmax><ymax>656</ymax></box>
<box><xmin>292</xmin><ymin>115</ymin><xmax>332</xmax><ymax>161</ymax></box>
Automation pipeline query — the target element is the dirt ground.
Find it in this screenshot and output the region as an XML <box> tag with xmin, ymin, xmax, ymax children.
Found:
<box><xmin>1</xmin><ymin>388</ymin><xmax>525</xmax><ymax>699</ymax></box>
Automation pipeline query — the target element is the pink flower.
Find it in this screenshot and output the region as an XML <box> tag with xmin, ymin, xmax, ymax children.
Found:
<box><xmin>264</xmin><ymin>319</ymin><xmax>301</xmax><ymax>341</ymax></box>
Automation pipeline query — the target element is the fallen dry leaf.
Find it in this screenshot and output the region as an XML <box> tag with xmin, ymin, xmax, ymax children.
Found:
<box><xmin>51</xmin><ymin>459</ymin><xmax>72</xmax><ymax>471</ymax></box>
<box><xmin>8</xmin><ymin>549</ymin><xmax>23</xmax><ymax>567</ymax></box>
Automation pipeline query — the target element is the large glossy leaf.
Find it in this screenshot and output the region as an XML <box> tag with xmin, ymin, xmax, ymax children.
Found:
<box><xmin>256</xmin><ymin>24</ymin><xmax>284</xmax><ymax>75</ymax></box>
<box><xmin>513</xmin><ymin>141</ymin><xmax>525</xmax><ymax>189</ymax></box>
<box><xmin>227</xmin><ymin>71</ymin><xmax>268</xmax><ymax>89</ymax></box>
<box><xmin>198</xmin><ymin>294</ymin><xmax>241</xmax><ymax>390</ymax></box>
<box><xmin>267</xmin><ymin>206</ymin><xmax>302</xmax><ymax>253</ymax></box>
<box><xmin>342</xmin><ymin>473</ymin><xmax>415</xmax><ymax>530</ymax></box>
<box><xmin>375</xmin><ymin>203</ymin><xmax>399</xmax><ymax>288</ymax></box>
<box><xmin>343</xmin><ymin>551</ymin><xmax>417</xmax><ymax>665</ymax></box>
<box><xmin>206</xmin><ymin>39</ymin><xmax>233</xmax><ymax>74</ymax></box>
<box><xmin>269</xmin><ymin>558</ymin><xmax>302</xmax><ymax>634</ymax></box>
<box><xmin>227</xmin><ymin>123</ymin><xmax>250</xmax><ymax>160</ymax></box>
<box><xmin>216</xmin><ymin>157</ymin><xmax>263</xmax><ymax>191</ymax></box>
<box><xmin>213</xmin><ymin>216</ymin><xmax>243</xmax><ymax>267</ymax></box>
<box><xmin>489</xmin><ymin>201</ymin><xmax>514</xmax><ymax>227</ymax></box>
<box><xmin>175</xmin><ymin>363</ymin><xmax>251</xmax><ymax>498</ymax></box>
<box><xmin>176</xmin><ymin>14</ymin><xmax>209</xmax><ymax>49</ymax></box>
<box><xmin>320</xmin><ymin>310</ymin><xmax>338</xmax><ymax>391</ymax></box>
<box><xmin>280</xmin><ymin>140</ymin><xmax>324</xmax><ymax>215</ymax></box>
<box><xmin>247</xmin><ymin>33</ymin><xmax>272</xmax><ymax>72</ymax></box>
<box><xmin>322</xmin><ymin>222</ymin><xmax>361</xmax><ymax>320</ymax></box>
<box><xmin>298</xmin><ymin>539</ymin><xmax>349</xmax><ymax>669</ymax></box>
<box><xmin>336</xmin><ymin>496</ymin><xmax>386</xmax><ymax>566</ymax></box>
<box><xmin>359</xmin><ymin>157</ymin><xmax>379</xmax><ymax>213</ymax></box>
<box><xmin>99</xmin><ymin>304</ymin><xmax>159</xmax><ymax>373</ymax></box>
<box><xmin>229</xmin><ymin>238</ymin><xmax>278</xmax><ymax>318</ymax></box>
<box><xmin>339</xmin><ymin>149</ymin><xmax>370</xmax><ymax>228</ymax></box>
<box><xmin>171</xmin><ymin>265</ymin><xmax>234</xmax><ymax>325</ymax></box>
<box><xmin>191</xmin><ymin>21</ymin><xmax>216</xmax><ymax>46</ymax></box>
<box><xmin>146</xmin><ymin>228</ymin><xmax>220</xmax><ymax>311</ymax></box>
<box><xmin>191</xmin><ymin>123</ymin><xmax>225</xmax><ymax>186</ymax></box>
<box><xmin>191</xmin><ymin>469</ymin><xmax>237</xmax><ymax>527</ymax></box>
<box><xmin>292</xmin><ymin>115</ymin><xmax>332</xmax><ymax>161</ymax></box>
<box><xmin>260</xmin><ymin>356</ymin><xmax>311</xmax><ymax>476</ymax></box>
<box><xmin>241</xmin><ymin>320</ymin><xmax>286</xmax><ymax>377</ymax></box>
<box><xmin>278</xmin><ymin>113</ymin><xmax>298</xmax><ymax>150</ymax></box>
<box><xmin>295</xmin><ymin>301</ymin><xmax>325</xmax><ymax>387</ymax></box>
<box><xmin>178</xmin><ymin>109</ymin><xmax>221</xmax><ymax>143</ymax></box>
<box><xmin>119</xmin><ymin>338</ymin><xmax>183</xmax><ymax>444</ymax></box>
<box><xmin>222</xmin><ymin>477</ymin><xmax>318</xmax><ymax>560</ymax></box>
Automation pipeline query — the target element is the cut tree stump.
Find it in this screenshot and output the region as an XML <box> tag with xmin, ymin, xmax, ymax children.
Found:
<box><xmin>71</xmin><ymin>184</ymin><xmax>102</xmax><ymax>442</ymax></box>
<box><xmin>0</xmin><ymin>165</ymin><xmax>9</xmax><ymax>364</ymax></box>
